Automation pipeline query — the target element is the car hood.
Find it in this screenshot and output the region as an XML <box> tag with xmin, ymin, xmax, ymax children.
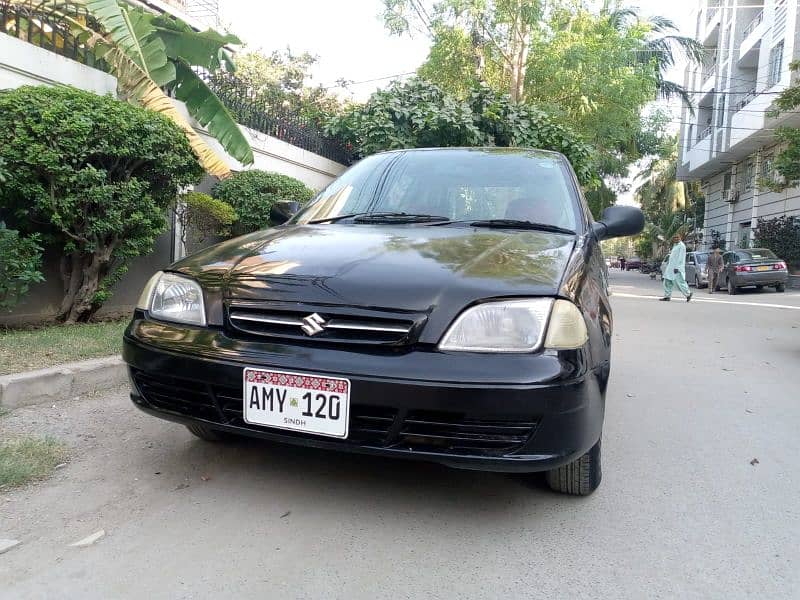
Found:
<box><xmin>174</xmin><ymin>224</ymin><xmax>575</xmax><ymax>312</ymax></box>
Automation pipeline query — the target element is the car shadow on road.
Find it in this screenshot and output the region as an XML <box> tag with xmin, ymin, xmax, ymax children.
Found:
<box><xmin>155</xmin><ymin>431</ymin><xmax>567</xmax><ymax>514</ymax></box>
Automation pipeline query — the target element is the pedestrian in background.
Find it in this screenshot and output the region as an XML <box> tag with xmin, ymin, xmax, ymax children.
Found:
<box><xmin>619</xmin><ymin>256</ymin><xmax>626</xmax><ymax>271</ymax></box>
<box><xmin>660</xmin><ymin>234</ymin><xmax>692</xmax><ymax>302</ymax></box>
<box><xmin>707</xmin><ymin>247</ymin><xmax>723</xmax><ymax>293</ymax></box>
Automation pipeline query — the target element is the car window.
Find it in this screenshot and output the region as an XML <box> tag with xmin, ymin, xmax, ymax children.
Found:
<box><xmin>687</xmin><ymin>255</ymin><xmax>695</xmax><ymax>264</ymax></box>
<box><xmin>738</xmin><ymin>249</ymin><xmax>777</xmax><ymax>260</ymax></box>
<box><xmin>293</xmin><ymin>149</ymin><xmax>580</xmax><ymax>230</ymax></box>
<box><xmin>696</xmin><ymin>253</ymin><xmax>708</xmax><ymax>264</ymax></box>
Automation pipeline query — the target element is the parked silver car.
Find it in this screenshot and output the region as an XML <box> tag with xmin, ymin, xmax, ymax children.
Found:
<box><xmin>719</xmin><ymin>249</ymin><xmax>789</xmax><ymax>294</ymax></box>
<box><xmin>686</xmin><ymin>251</ymin><xmax>709</xmax><ymax>288</ymax></box>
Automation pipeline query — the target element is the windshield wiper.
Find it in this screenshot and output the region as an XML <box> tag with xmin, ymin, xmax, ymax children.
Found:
<box><xmin>306</xmin><ymin>212</ymin><xmax>450</xmax><ymax>225</ymax></box>
<box><xmin>467</xmin><ymin>219</ymin><xmax>575</xmax><ymax>235</ymax></box>
<box><xmin>305</xmin><ymin>212</ymin><xmax>371</xmax><ymax>224</ymax></box>
<box><xmin>352</xmin><ymin>212</ymin><xmax>451</xmax><ymax>224</ymax></box>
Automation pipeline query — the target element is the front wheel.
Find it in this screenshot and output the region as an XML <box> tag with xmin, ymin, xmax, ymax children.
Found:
<box><xmin>186</xmin><ymin>423</ymin><xmax>230</xmax><ymax>442</ymax></box>
<box><xmin>728</xmin><ymin>278</ymin><xmax>737</xmax><ymax>295</ymax></box>
<box><xmin>776</xmin><ymin>283</ymin><xmax>786</xmax><ymax>292</ymax></box>
<box><xmin>695</xmin><ymin>275</ymin><xmax>701</xmax><ymax>289</ymax></box>
<box><xmin>545</xmin><ymin>439</ymin><xmax>602</xmax><ymax>496</ymax></box>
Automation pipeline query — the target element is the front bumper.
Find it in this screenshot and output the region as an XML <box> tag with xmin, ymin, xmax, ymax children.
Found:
<box><xmin>123</xmin><ymin>316</ymin><xmax>607</xmax><ymax>473</ymax></box>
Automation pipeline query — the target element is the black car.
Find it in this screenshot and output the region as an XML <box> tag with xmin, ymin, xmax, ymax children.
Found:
<box><xmin>123</xmin><ymin>148</ymin><xmax>643</xmax><ymax>496</ymax></box>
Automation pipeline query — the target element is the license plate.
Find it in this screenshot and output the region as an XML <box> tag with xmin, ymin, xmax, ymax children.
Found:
<box><xmin>243</xmin><ymin>368</ymin><xmax>350</xmax><ymax>438</ymax></box>
<box><xmin>756</xmin><ymin>266</ymin><xmax>770</xmax><ymax>272</ymax></box>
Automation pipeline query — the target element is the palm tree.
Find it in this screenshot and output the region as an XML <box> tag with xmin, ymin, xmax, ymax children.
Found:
<box><xmin>11</xmin><ymin>0</ymin><xmax>254</xmax><ymax>178</ymax></box>
<box><xmin>604</xmin><ymin>4</ymin><xmax>705</xmax><ymax>110</ymax></box>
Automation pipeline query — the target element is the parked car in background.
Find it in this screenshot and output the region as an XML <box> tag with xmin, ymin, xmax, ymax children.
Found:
<box><xmin>719</xmin><ymin>249</ymin><xmax>789</xmax><ymax>294</ymax></box>
<box><xmin>625</xmin><ymin>256</ymin><xmax>642</xmax><ymax>271</ymax></box>
<box><xmin>123</xmin><ymin>147</ymin><xmax>645</xmax><ymax>496</ymax></box>
<box><xmin>686</xmin><ymin>251</ymin><xmax>709</xmax><ymax>288</ymax></box>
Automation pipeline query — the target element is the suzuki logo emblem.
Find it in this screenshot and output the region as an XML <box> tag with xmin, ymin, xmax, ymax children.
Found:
<box><xmin>301</xmin><ymin>313</ymin><xmax>327</xmax><ymax>336</ymax></box>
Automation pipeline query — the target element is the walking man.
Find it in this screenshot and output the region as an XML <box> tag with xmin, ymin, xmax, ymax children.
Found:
<box><xmin>707</xmin><ymin>247</ymin><xmax>723</xmax><ymax>293</ymax></box>
<box><xmin>660</xmin><ymin>234</ymin><xmax>692</xmax><ymax>302</ymax></box>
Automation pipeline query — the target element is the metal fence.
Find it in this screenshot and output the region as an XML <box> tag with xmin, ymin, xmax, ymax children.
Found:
<box><xmin>203</xmin><ymin>72</ymin><xmax>354</xmax><ymax>165</ymax></box>
<box><xmin>0</xmin><ymin>1</ymin><xmax>106</xmax><ymax>70</ymax></box>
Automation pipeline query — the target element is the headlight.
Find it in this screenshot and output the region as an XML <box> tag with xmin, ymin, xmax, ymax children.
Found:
<box><xmin>136</xmin><ymin>271</ymin><xmax>206</xmax><ymax>326</ymax></box>
<box><xmin>438</xmin><ymin>299</ymin><xmax>553</xmax><ymax>352</ymax></box>
<box><xmin>438</xmin><ymin>298</ymin><xmax>587</xmax><ymax>353</ymax></box>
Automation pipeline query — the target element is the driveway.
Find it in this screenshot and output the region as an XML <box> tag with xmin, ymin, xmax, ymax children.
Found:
<box><xmin>2</xmin><ymin>270</ymin><xmax>799</xmax><ymax>599</ymax></box>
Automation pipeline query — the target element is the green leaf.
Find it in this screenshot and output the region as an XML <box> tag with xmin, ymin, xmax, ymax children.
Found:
<box><xmin>84</xmin><ymin>0</ymin><xmax>174</xmax><ymax>85</ymax></box>
<box><xmin>151</xmin><ymin>12</ymin><xmax>240</xmax><ymax>70</ymax></box>
<box><xmin>173</xmin><ymin>62</ymin><xmax>254</xmax><ymax>165</ymax></box>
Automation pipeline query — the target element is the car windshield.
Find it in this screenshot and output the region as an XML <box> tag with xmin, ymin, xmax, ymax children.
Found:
<box><xmin>695</xmin><ymin>253</ymin><xmax>709</xmax><ymax>264</ymax></box>
<box><xmin>739</xmin><ymin>249</ymin><xmax>777</xmax><ymax>260</ymax></box>
<box><xmin>291</xmin><ymin>149</ymin><xmax>579</xmax><ymax>231</ymax></box>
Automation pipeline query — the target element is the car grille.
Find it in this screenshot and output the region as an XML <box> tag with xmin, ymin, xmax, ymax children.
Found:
<box><xmin>398</xmin><ymin>410</ymin><xmax>539</xmax><ymax>454</ymax></box>
<box><xmin>225</xmin><ymin>303</ymin><xmax>422</xmax><ymax>347</ymax></box>
<box><xmin>131</xmin><ymin>370</ymin><xmax>537</xmax><ymax>456</ymax></box>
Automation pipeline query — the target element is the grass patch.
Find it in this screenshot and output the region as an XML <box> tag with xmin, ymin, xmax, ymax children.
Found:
<box><xmin>0</xmin><ymin>436</ymin><xmax>68</xmax><ymax>488</ymax></box>
<box><xmin>0</xmin><ymin>319</ymin><xmax>127</xmax><ymax>376</ymax></box>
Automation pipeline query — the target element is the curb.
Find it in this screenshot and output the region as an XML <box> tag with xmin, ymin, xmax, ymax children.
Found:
<box><xmin>0</xmin><ymin>356</ymin><xmax>127</xmax><ymax>410</ymax></box>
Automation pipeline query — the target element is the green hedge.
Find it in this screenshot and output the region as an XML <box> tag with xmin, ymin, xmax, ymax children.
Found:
<box><xmin>212</xmin><ymin>170</ymin><xmax>314</xmax><ymax>234</ymax></box>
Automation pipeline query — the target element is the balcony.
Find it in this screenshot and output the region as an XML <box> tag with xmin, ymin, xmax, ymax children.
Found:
<box><xmin>703</xmin><ymin>7</ymin><xmax>721</xmax><ymax>44</ymax></box>
<box><xmin>738</xmin><ymin>11</ymin><xmax>765</xmax><ymax>67</ymax></box>
<box><xmin>733</xmin><ymin>88</ymin><xmax>757</xmax><ymax>113</ymax></box>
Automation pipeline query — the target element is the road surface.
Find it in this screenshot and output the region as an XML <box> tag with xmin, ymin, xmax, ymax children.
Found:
<box><xmin>2</xmin><ymin>270</ymin><xmax>799</xmax><ymax>599</ymax></box>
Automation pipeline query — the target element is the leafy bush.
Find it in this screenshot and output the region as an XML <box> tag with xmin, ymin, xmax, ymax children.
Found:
<box><xmin>325</xmin><ymin>78</ymin><xmax>598</xmax><ymax>186</ymax></box>
<box><xmin>212</xmin><ymin>170</ymin><xmax>314</xmax><ymax>234</ymax></box>
<box><xmin>0</xmin><ymin>224</ymin><xmax>44</xmax><ymax>311</ymax></box>
<box><xmin>754</xmin><ymin>216</ymin><xmax>800</xmax><ymax>272</ymax></box>
<box><xmin>175</xmin><ymin>192</ymin><xmax>238</xmax><ymax>245</ymax></box>
<box><xmin>0</xmin><ymin>85</ymin><xmax>203</xmax><ymax>323</ymax></box>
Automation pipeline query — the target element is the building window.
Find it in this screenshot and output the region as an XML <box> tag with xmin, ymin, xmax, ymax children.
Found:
<box><xmin>738</xmin><ymin>222</ymin><xmax>751</xmax><ymax>249</ymax></box>
<box><xmin>716</xmin><ymin>95</ymin><xmax>726</xmax><ymax>127</ymax></box>
<box><xmin>743</xmin><ymin>160</ymin><xmax>755</xmax><ymax>191</ymax></box>
<box><xmin>722</xmin><ymin>172</ymin><xmax>732</xmax><ymax>202</ymax></box>
<box><xmin>762</xmin><ymin>154</ymin><xmax>774</xmax><ymax>184</ymax></box>
<box><xmin>768</xmin><ymin>41</ymin><xmax>784</xmax><ymax>88</ymax></box>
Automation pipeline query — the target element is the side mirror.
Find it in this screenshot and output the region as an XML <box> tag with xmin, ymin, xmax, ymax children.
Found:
<box><xmin>592</xmin><ymin>205</ymin><xmax>645</xmax><ymax>240</ymax></box>
<box><xmin>269</xmin><ymin>201</ymin><xmax>301</xmax><ymax>225</ymax></box>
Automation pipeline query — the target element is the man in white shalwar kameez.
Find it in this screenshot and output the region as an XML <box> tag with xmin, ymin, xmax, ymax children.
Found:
<box><xmin>660</xmin><ymin>234</ymin><xmax>692</xmax><ymax>302</ymax></box>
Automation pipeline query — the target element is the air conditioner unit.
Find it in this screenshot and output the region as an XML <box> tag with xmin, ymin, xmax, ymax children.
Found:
<box><xmin>724</xmin><ymin>190</ymin><xmax>739</xmax><ymax>203</ymax></box>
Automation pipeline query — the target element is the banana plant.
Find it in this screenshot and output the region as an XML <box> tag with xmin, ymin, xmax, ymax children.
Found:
<box><xmin>11</xmin><ymin>0</ymin><xmax>254</xmax><ymax>178</ymax></box>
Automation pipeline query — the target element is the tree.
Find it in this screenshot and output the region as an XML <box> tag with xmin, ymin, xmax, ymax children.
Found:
<box><xmin>174</xmin><ymin>192</ymin><xmax>238</xmax><ymax>247</ymax></box>
<box><xmin>0</xmin><ymin>223</ymin><xmax>44</xmax><ymax>312</ymax></box>
<box><xmin>754</xmin><ymin>216</ymin><xmax>800</xmax><ymax>272</ymax></box>
<box><xmin>384</xmin><ymin>0</ymin><xmax>543</xmax><ymax>102</ymax></box>
<box><xmin>382</xmin><ymin>1</ymin><xmax>700</xmax><ymax>182</ymax></box>
<box><xmin>212</xmin><ymin>170</ymin><xmax>315</xmax><ymax>234</ymax></box>
<box><xmin>232</xmin><ymin>48</ymin><xmax>344</xmax><ymax>127</ymax></box>
<box><xmin>326</xmin><ymin>78</ymin><xmax>597</xmax><ymax>185</ymax></box>
<box><xmin>0</xmin><ymin>86</ymin><xmax>204</xmax><ymax>323</ymax></box>
<box><xmin>9</xmin><ymin>0</ymin><xmax>253</xmax><ymax>178</ymax></box>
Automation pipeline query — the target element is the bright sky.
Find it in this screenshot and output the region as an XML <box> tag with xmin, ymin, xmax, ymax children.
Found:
<box><xmin>221</xmin><ymin>0</ymin><xmax>698</xmax><ymax>203</ymax></box>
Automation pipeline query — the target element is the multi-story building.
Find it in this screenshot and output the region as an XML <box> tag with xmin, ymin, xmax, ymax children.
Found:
<box><xmin>677</xmin><ymin>0</ymin><xmax>800</xmax><ymax>250</ymax></box>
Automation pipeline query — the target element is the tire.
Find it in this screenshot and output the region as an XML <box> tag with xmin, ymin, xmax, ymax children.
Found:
<box><xmin>776</xmin><ymin>283</ymin><xmax>785</xmax><ymax>292</ymax></box>
<box><xmin>756</xmin><ymin>285</ymin><xmax>763</xmax><ymax>291</ymax></box>
<box><xmin>186</xmin><ymin>423</ymin><xmax>229</xmax><ymax>442</ymax></box>
<box><xmin>546</xmin><ymin>439</ymin><xmax>602</xmax><ymax>496</ymax></box>
<box><xmin>727</xmin><ymin>277</ymin><xmax>737</xmax><ymax>295</ymax></box>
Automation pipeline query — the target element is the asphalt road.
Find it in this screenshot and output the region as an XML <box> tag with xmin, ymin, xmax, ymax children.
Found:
<box><xmin>2</xmin><ymin>270</ymin><xmax>799</xmax><ymax>599</ymax></box>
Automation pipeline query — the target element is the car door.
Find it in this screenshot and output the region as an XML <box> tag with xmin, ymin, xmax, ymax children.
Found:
<box><xmin>686</xmin><ymin>253</ymin><xmax>696</xmax><ymax>284</ymax></box>
<box><xmin>721</xmin><ymin>252</ymin><xmax>734</xmax><ymax>285</ymax></box>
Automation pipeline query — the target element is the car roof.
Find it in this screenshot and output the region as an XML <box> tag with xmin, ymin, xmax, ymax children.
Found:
<box><xmin>373</xmin><ymin>147</ymin><xmax>568</xmax><ymax>160</ymax></box>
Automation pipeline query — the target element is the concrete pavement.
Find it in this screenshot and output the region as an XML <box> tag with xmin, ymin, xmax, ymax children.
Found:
<box><xmin>1</xmin><ymin>270</ymin><xmax>799</xmax><ymax>599</ymax></box>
